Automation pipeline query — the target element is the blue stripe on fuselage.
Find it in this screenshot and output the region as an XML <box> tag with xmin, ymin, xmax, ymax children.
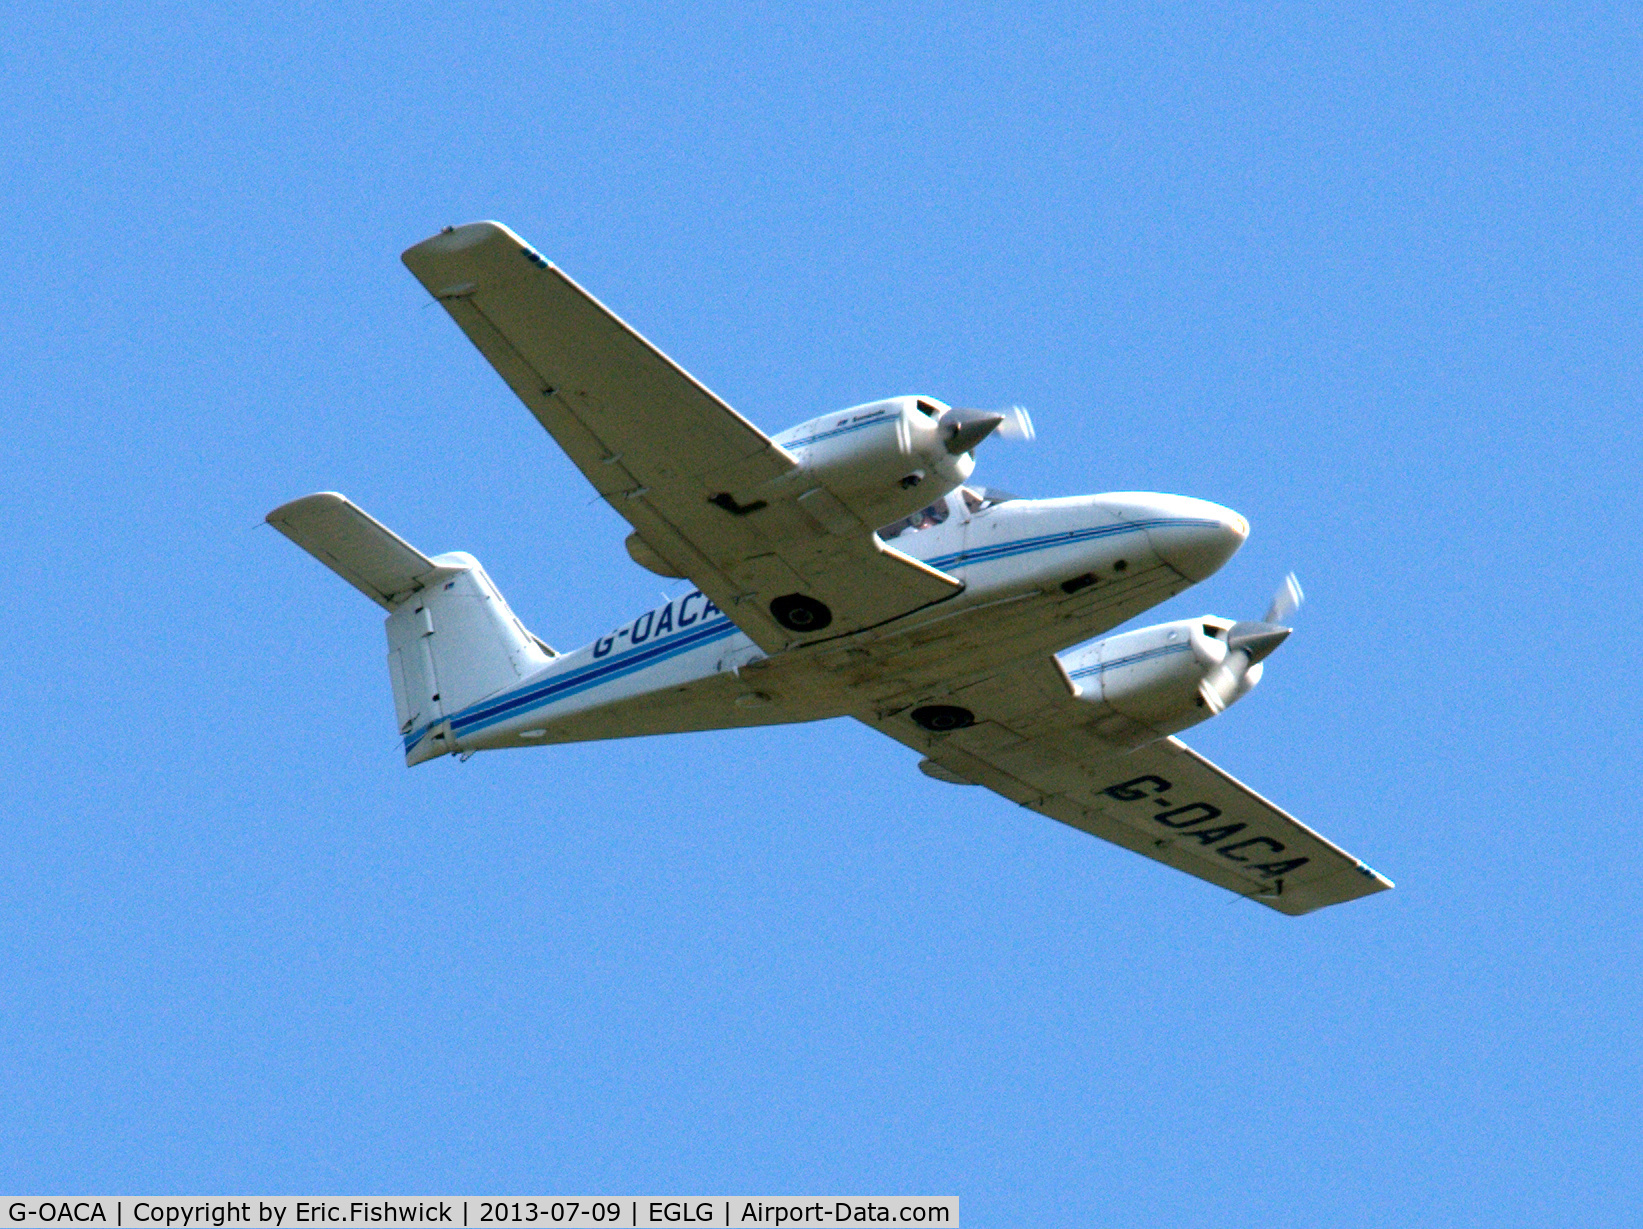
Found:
<box><xmin>405</xmin><ymin>613</ymin><xmax>740</xmax><ymax>752</ymax></box>
<box><xmin>408</xmin><ymin>515</ymin><xmax>1219</xmax><ymax>754</ymax></box>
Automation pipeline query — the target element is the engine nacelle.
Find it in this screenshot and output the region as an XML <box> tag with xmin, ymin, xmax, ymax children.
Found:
<box><xmin>1059</xmin><ymin>616</ymin><xmax>1261</xmax><ymax>746</ymax></box>
<box><xmin>772</xmin><ymin>397</ymin><xmax>976</xmax><ymax>531</ymax></box>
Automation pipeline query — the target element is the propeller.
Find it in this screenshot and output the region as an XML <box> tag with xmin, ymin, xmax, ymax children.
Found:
<box><xmin>996</xmin><ymin>404</ymin><xmax>1036</xmax><ymax>442</ymax></box>
<box><xmin>938</xmin><ymin>404</ymin><xmax>1036</xmax><ymax>454</ymax></box>
<box><xmin>1199</xmin><ymin>572</ymin><xmax>1303</xmax><ymax>713</ymax></box>
<box><xmin>1264</xmin><ymin>571</ymin><xmax>1303</xmax><ymax>624</ymax></box>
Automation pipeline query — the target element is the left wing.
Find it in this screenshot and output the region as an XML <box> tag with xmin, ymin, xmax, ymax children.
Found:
<box><xmin>861</xmin><ymin>658</ymin><xmax>1392</xmax><ymax>915</ymax></box>
<box><xmin>401</xmin><ymin>222</ymin><xmax>959</xmax><ymax>651</ymax></box>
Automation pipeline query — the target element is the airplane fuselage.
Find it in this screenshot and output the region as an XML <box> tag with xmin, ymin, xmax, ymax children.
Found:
<box><xmin>406</xmin><ymin>489</ymin><xmax>1247</xmax><ymax>762</ymax></box>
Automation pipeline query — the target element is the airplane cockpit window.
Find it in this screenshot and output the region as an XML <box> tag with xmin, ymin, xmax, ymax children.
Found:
<box><xmin>878</xmin><ymin>497</ymin><xmax>951</xmax><ymax>540</ymax></box>
<box><xmin>960</xmin><ymin>486</ymin><xmax>1019</xmax><ymax>514</ymax></box>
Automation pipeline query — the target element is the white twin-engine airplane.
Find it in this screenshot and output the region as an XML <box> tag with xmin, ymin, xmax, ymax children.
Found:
<box><xmin>269</xmin><ymin>221</ymin><xmax>1392</xmax><ymax>916</ymax></box>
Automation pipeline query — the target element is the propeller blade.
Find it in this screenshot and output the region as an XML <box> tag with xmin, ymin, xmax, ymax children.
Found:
<box><xmin>1264</xmin><ymin>572</ymin><xmax>1304</xmax><ymax>625</ymax></box>
<box><xmin>1197</xmin><ymin>677</ymin><xmax>1229</xmax><ymax>715</ymax></box>
<box><xmin>997</xmin><ymin>404</ymin><xmax>1035</xmax><ymax>442</ymax></box>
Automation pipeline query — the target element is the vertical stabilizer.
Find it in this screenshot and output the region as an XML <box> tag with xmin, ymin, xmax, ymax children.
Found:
<box><xmin>385</xmin><ymin>552</ymin><xmax>555</xmax><ymax>763</ymax></box>
<box><xmin>268</xmin><ymin>493</ymin><xmax>555</xmax><ymax>764</ymax></box>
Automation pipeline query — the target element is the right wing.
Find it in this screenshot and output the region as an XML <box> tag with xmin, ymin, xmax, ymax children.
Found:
<box><xmin>862</xmin><ymin>657</ymin><xmax>1392</xmax><ymax>915</ymax></box>
<box><xmin>401</xmin><ymin>222</ymin><xmax>959</xmax><ymax>651</ymax></box>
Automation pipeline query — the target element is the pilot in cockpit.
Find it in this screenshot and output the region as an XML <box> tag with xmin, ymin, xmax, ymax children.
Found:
<box><xmin>879</xmin><ymin>498</ymin><xmax>951</xmax><ymax>540</ymax></box>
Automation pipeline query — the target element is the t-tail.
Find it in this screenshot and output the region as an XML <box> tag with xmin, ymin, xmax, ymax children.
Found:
<box><xmin>266</xmin><ymin>493</ymin><xmax>555</xmax><ymax>764</ymax></box>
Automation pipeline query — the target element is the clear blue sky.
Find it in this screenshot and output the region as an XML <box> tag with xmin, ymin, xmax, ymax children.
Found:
<box><xmin>3</xmin><ymin>2</ymin><xmax>1639</xmax><ymax>1222</ymax></box>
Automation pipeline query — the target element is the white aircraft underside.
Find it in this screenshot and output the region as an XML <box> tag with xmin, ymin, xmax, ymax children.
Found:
<box><xmin>269</xmin><ymin>221</ymin><xmax>1392</xmax><ymax>917</ymax></box>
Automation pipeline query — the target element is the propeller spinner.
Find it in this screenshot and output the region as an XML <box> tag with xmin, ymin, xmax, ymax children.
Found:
<box><xmin>938</xmin><ymin>404</ymin><xmax>1036</xmax><ymax>454</ymax></box>
<box><xmin>1200</xmin><ymin>573</ymin><xmax>1303</xmax><ymax>713</ymax></box>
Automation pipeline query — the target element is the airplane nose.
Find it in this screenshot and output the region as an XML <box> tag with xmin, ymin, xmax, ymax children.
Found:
<box><xmin>1135</xmin><ymin>496</ymin><xmax>1249</xmax><ymax>582</ymax></box>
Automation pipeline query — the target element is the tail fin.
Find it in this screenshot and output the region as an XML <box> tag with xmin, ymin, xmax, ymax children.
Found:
<box><xmin>267</xmin><ymin>493</ymin><xmax>555</xmax><ymax>764</ymax></box>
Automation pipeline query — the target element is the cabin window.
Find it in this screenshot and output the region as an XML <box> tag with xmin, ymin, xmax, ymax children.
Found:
<box><xmin>960</xmin><ymin>486</ymin><xmax>1018</xmax><ymax>514</ymax></box>
<box><xmin>879</xmin><ymin>498</ymin><xmax>951</xmax><ymax>540</ymax></box>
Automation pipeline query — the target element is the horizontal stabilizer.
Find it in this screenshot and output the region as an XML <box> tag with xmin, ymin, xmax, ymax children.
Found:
<box><xmin>266</xmin><ymin>492</ymin><xmax>450</xmax><ymax>609</ymax></box>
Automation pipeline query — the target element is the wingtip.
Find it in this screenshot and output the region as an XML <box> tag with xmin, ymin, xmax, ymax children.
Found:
<box><xmin>402</xmin><ymin>220</ymin><xmax>530</xmax><ymax>266</ymax></box>
<box><xmin>401</xmin><ymin>221</ymin><xmax>553</xmax><ymax>296</ymax></box>
<box><xmin>265</xmin><ymin>491</ymin><xmax>349</xmax><ymax>526</ymax></box>
<box><xmin>1360</xmin><ymin>863</ymin><xmax>1396</xmax><ymax>892</ymax></box>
